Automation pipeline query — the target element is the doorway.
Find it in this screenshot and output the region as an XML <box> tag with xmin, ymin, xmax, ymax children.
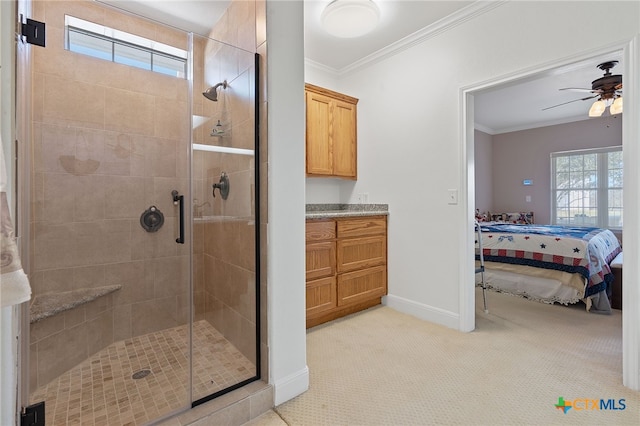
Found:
<box><xmin>461</xmin><ymin>44</ymin><xmax>640</xmax><ymax>390</ymax></box>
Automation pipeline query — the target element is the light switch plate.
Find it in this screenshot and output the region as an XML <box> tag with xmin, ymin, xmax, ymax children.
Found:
<box><xmin>447</xmin><ymin>189</ymin><xmax>458</xmax><ymax>205</ymax></box>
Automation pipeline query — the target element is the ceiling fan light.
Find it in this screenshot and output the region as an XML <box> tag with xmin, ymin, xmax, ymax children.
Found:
<box><xmin>321</xmin><ymin>0</ymin><xmax>380</xmax><ymax>38</ymax></box>
<box><xmin>589</xmin><ymin>100</ymin><xmax>606</xmax><ymax>117</ymax></box>
<box><xmin>610</xmin><ymin>97</ymin><xmax>623</xmax><ymax>115</ymax></box>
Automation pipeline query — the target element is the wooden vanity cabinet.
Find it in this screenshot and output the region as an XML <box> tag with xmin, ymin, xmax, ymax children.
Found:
<box><xmin>305</xmin><ymin>83</ymin><xmax>358</xmax><ymax>179</ymax></box>
<box><xmin>306</xmin><ymin>216</ymin><xmax>387</xmax><ymax>328</ymax></box>
<box><xmin>305</xmin><ymin>221</ymin><xmax>337</xmax><ymax>318</ymax></box>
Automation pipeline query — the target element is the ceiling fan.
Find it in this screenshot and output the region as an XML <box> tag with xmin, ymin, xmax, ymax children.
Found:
<box><xmin>542</xmin><ymin>60</ymin><xmax>623</xmax><ymax>117</ymax></box>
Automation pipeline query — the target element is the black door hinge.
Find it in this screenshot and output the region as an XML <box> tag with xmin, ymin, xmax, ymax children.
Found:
<box><xmin>21</xmin><ymin>401</ymin><xmax>45</xmax><ymax>426</ymax></box>
<box><xmin>21</xmin><ymin>16</ymin><xmax>46</xmax><ymax>47</ymax></box>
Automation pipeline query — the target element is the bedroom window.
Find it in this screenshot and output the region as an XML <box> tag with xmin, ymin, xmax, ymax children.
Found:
<box><xmin>551</xmin><ymin>146</ymin><xmax>622</xmax><ymax>229</ymax></box>
<box><xmin>64</xmin><ymin>15</ymin><xmax>187</xmax><ymax>78</ymax></box>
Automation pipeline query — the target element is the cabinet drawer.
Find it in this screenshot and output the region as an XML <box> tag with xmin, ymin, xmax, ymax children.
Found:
<box><xmin>306</xmin><ymin>241</ymin><xmax>336</xmax><ymax>280</ymax></box>
<box><xmin>306</xmin><ymin>220</ymin><xmax>336</xmax><ymax>241</ymax></box>
<box><xmin>306</xmin><ymin>276</ymin><xmax>337</xmax><ymax>318</ymax></box>
<box><xmin>337</xmin><ymin>217</ymin><xmax>386</xmax><ymax>238</ymax></box>
<box><xmin>337</xmin><ymin>265</ymin><xmax>387</xmax><ymax>307</ymax></box>
<box><xmin>337</xmin><ymin>235</ymin><xmax>386</xmax><ymax>273</ymax></box>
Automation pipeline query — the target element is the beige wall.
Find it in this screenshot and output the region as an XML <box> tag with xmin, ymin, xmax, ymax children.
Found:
<box><xmin>490</xmin><ymin>117</ymin><xmax>622</xmax><ymax>225</ymax></box>
<box><xmin>29</xmin><ymin>0</ymin><xmax>191</xmax><ymax>390</ymax></box>
<box><xmin>474</xmin><ymin>129</ymin><xmax>493</xmax><ymax>215</ymax></box>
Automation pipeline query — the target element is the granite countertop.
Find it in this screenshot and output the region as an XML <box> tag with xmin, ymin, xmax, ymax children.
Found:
<box><xmin>306</xmin><ymin>203</ymin><xmax>389</xmax><ymax>219</ymax></box>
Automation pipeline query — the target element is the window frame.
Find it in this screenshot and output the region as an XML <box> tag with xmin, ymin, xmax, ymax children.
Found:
<box><xmin>64</xmin><ymin>15</ymin><xmax>187</xmax><ymax>78</ymax></box>
<box><xmin>550</xmin><ymin>145</ymin><xmax>623</xmax><ymax>229</ymax></box>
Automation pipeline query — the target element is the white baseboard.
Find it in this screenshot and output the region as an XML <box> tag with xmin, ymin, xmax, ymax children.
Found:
<box><xmin>273</xmin><ymin>366</ymin><xmax>309</xmax><ymax>406</ymax></box>
<box><xmin>383</xmin><ymin>294</ymin><xmax>460</xmax><ymax>330</ymax></box>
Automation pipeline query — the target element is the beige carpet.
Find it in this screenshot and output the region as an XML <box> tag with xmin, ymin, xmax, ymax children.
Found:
<box><xmin>271</xmin><ymin>289</ymin><xmax>639</xmax><ymax>425</ymax></box>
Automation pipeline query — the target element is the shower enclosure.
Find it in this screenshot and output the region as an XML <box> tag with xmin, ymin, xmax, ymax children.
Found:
<box><xmin>20</xmin><ymin>1</ymin><xmax>260</xmax><ymax>424</ymax></box>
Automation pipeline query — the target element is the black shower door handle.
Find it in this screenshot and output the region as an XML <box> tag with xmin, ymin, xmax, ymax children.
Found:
<box><xmin>172</xmin><ymin>190</ymin><xmax>185</xmax><ymax>244</ymax></box>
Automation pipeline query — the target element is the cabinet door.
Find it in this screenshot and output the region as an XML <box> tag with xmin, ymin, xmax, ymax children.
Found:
<box><xmin>332</xmin><ymin>100</ymin><xmax>357</xmax><ymax>179</ymax></box>
<box><xmin>306</xmin><ymin>276</ymin><xmax>337</xmax><ymax>318</ymax></box>
<box><xmin>306</xmin><ymin>241</ymin><xmax>336</xmax><ymax>281</ymax></box>
<box><xmin>337</xmin><ymin>265</ymin><xmax>387</xmax><ymax>307</ymax></box>
<box><xmin>337</xmin><ymin>235</ymin><xmax>386</xmax><ymax>273</ymax></box>
<box><xmin>306</xmin><ymin>91</ymin><xmax>333</xmax><ymax>176</ymax></box>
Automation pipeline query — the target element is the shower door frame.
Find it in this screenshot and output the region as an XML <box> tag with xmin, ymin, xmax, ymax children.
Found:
<box><xmin>16</xmin><ymin>0</ymin><xmax>34</xmax><ymax>418</ymax></box>
<box><xmin>190</xmin><ymin>50</ymin><xmax>262</xmax><ymax>409</ymax></box>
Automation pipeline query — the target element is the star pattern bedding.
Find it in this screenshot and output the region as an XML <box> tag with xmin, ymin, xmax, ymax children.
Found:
<box><xmin>475</xmin><ymin>223</ymin><xmax>621</xmax><ymax>306</ymax></box>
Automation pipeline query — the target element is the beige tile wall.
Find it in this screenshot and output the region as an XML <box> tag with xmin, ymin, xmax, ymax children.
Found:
<box><xmin>29</xmin><ymin>0</ymin><xmax>191</xmax><ymax>390</ymax></box>
<box><xmin>28</xmin><ymin>0</ymin><xmax>269</xmax><ymax>408</ymax></box>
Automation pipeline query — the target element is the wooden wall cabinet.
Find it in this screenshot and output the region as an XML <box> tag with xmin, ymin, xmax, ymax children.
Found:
<box><xmin>305</xmin><ymin>83</ymin><xmax>358</xmax><ymax>179</ymax></box>
<box><xmin>305</xmin><ymin>216</ymin><xmax>387</xmax><ymax>328</ymax></box>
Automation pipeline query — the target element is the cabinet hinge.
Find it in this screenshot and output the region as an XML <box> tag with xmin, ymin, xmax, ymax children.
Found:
<box><xmin>20</xmin><ymin>401</ymin><xmax>45</xmax><ymax>426</ymax></box>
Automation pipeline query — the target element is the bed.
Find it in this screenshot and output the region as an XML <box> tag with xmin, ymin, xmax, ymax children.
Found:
<box><xmin>475</xmin><ymin>222</ymin><xmax>622</xmax><ymax>313</ymax></box>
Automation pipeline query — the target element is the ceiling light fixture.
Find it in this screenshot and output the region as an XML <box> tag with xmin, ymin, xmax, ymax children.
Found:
<box><xmin>588</xmin><ymin>95</ymin><xmax>623</xmax><ymax>117</ymax></box>
<box><xmin>588</xmin><ymin>99</ymin><xmax>607</xmax><ymax>117</ymax></box>
<box><xmin>610</xmin><ymin>96</ymin><xmax>623</xmax><ymax>115</ymax></box>
<box><xmin>587</xmin><ymin>61</ymin><xmax>623</xmax><ymax>118</ymax></box>
<box><xmin>321</xmin><ymin>0</ymin><xmax>380</xmax><ymax>38</ymax></box>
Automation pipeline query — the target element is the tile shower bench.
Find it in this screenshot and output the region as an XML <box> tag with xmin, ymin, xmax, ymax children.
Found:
<box><xmin>30</xmin><ymin>285</ymin><xmax>121</xmax><ymax>323</ymax></box>
<box><xmin>29</xmin><ymin>285</ymin><xmax>122</xmax><ymax>391</ymax></box>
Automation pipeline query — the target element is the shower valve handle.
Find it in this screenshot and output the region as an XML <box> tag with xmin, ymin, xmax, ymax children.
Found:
<box><xmin>212</xmin><ymin>172</ymin><xmax>229</xmax><ymax>200</ymax></box>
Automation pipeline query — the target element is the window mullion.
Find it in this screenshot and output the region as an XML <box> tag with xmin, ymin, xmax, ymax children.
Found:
<box><xmin>597</xmin><ymin>152</ymin><xmax>608</xmax><ymax>228</ymax></box>
<box><xmin>550</xmin><ymin>157</ymin><xmax>556</xmax><ymax>224</ymax></box>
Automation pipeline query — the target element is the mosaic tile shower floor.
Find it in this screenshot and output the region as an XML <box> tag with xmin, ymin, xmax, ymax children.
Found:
<box><xmin>30</xmin><ymin>320</ymin><xmax>255</xmax><ymax>425</ymax></box>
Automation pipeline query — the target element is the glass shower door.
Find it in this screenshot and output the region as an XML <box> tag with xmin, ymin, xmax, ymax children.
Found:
<box><xmin>25</xmin><ymin>1</ymin><xmax>193</xmax><ymax>423</ymax></box>
<box><xmin>190</xmin><ymin>33</ymin><xmax>260</xmax><ymax>406</ymax></box>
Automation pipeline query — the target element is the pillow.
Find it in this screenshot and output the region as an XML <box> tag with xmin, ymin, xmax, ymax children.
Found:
<box><xmin>488</xmin><ymin>212</ymin><xmax>534</xmax><ymax>224</ymax></box>
<box><xmin>475</xmin><ymin>209</ymin><xmax>489</xmax><ymax>222</ymax></box>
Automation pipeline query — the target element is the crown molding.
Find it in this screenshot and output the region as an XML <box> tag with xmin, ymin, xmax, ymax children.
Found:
<box><xmin>477</xmin><ymin>114</ymin><xmax>597</xmax><ymax>136</ymax></box>
<box><xmin>304</xmin><ymin>57</ymin><xmax>341</xmax><ymax>78</ymax></box>
<box><xmin>473</xmin><ymin>123</ymin><xmax>495</xmax><ymax>135</ymax></box>
<box><xmin>337</xmin><ymin>0</ymin><xmax>508</xmax><ymax>77</ymax></box>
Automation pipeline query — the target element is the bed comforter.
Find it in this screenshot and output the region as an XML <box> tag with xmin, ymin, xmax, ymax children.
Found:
<box><xmin>476</xmin><ymin>223</ymin><xmax>621</xmax><ymax>305</ymax></box>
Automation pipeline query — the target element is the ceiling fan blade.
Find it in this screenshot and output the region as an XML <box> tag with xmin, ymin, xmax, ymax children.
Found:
<box><xmin>559</xmin><ymin>87</ymin><xmax>600</xmax><ymax>93</ymax></box>
<box><xmin>542</xmin><ymin>95</ymin><xmax>598</xmax><ymax>111</ymax></box>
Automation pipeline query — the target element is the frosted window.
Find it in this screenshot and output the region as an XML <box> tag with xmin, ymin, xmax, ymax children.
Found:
<box><xmin>65</xmin><ymin>15</ymin><xmax>186</xmax><ymax>78</ymax></box>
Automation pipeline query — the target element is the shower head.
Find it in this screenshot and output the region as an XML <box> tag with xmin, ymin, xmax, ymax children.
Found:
<box><xmin>203</xmin><ymin>80</ymin><xmax>228</xmax><ymax>102</ymax></box>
